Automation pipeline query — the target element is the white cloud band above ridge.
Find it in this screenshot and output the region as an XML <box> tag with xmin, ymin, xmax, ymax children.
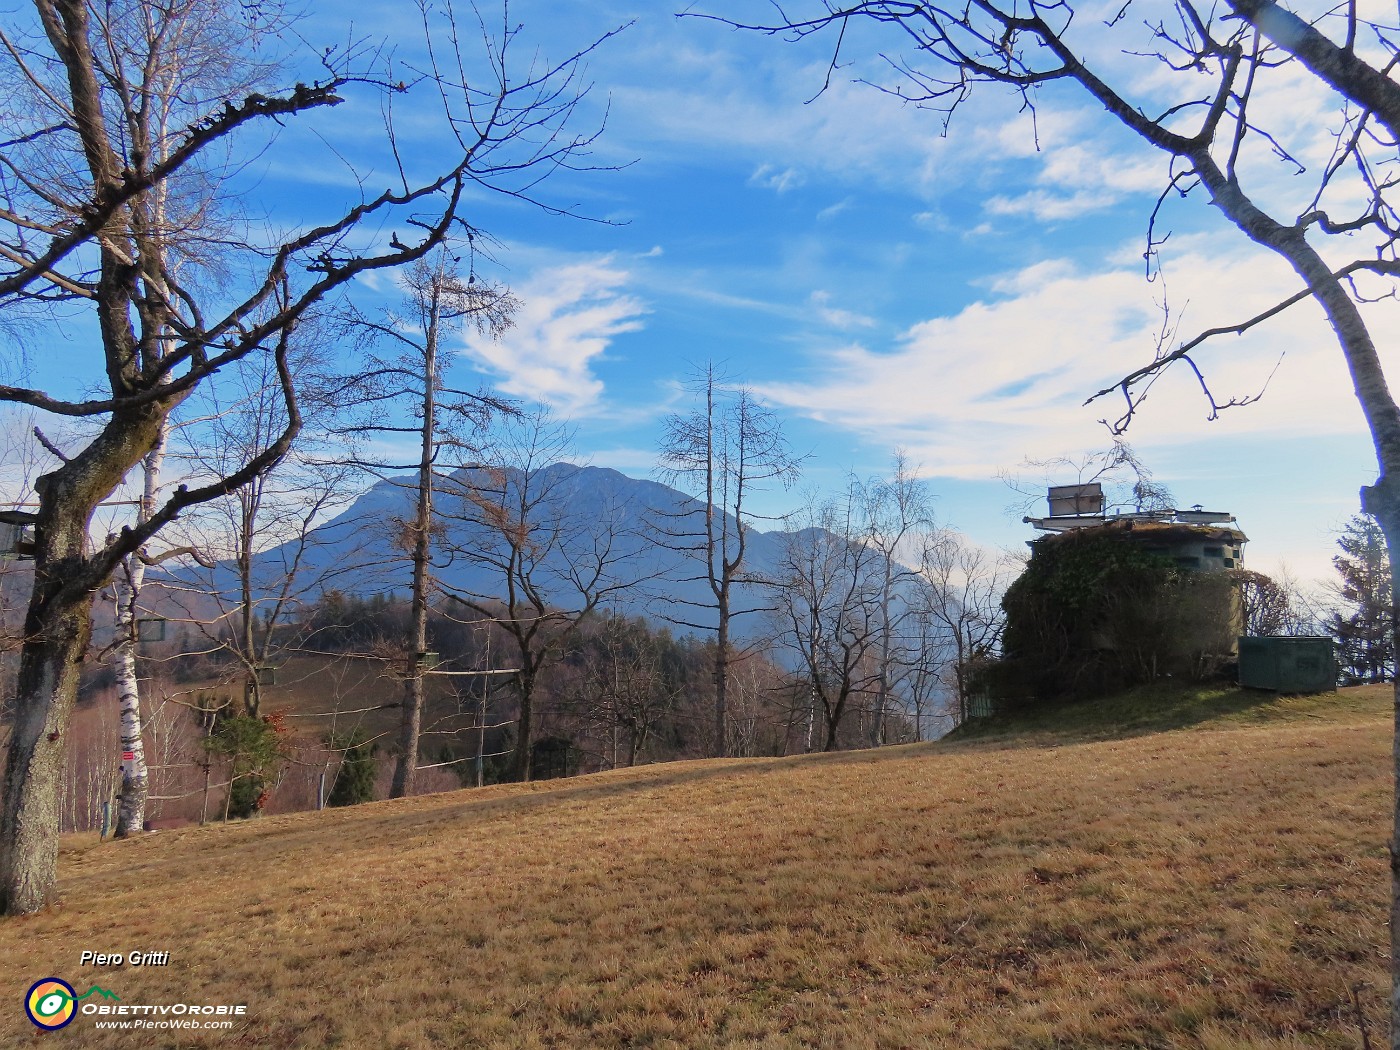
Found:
<box><xmin>754</xmin><ymin>240</ymin><xmax>1371</xmax><ymax>478</ymax></box>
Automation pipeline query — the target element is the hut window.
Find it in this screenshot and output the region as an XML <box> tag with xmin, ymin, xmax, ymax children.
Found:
<box><xmin>1203</xmin><ymin>545</ymin><xmax>1224</xmax><ymax>557</ymax></box>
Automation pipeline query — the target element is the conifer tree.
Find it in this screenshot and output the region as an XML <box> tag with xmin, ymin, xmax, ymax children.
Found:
<box><xmin>326</xmin><ymin>732</ymin><xmax>377</xmax><ymax>808</ymax></box>
<box><xmin>1329</xmin><ymin>515</ymin><xmax>1394</xmax><ymax>684</ymax></box>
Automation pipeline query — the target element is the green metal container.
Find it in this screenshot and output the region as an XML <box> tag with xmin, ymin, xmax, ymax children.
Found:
<box><xmin>1238</xmin><ymin>636</ymin><xmax>1337</xmax><ymax>693</ymax></box>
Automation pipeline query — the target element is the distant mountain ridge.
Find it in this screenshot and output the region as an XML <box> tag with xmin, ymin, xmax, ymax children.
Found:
<box><xmin>233</xmin><ymin>462</ymin><xmax>808</xmax><ymax>642</ymax></box>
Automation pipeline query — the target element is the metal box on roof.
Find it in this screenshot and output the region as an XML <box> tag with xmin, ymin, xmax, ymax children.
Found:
<box><xmin>1047</xmin><ymin>483</ymin><xmax>1104</xmax><ymax>518</ymax></box>
<box><xmin>1238</xmin><ymin>636</ymin><xmax>1336</xmax><ymax>693</ymax></box>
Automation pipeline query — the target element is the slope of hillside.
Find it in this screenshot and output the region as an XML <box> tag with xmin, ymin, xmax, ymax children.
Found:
<box><xmin>3</xmin><ymin>691</ymin><xmax>1387</xmax><ymax>1048</ymax></box>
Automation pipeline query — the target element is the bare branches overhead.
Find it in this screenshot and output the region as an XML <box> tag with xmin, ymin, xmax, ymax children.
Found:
<box><xmin>694</xmin><ymin>0</ymin><xmax>1400</xmax><ymax>445</ymax></box>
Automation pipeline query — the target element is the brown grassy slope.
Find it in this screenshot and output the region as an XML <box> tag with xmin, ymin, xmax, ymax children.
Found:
<box><xmin>1</xmin><ymin>688</ymin><xmax>1390</xmax><ymax>1049</ymax></box>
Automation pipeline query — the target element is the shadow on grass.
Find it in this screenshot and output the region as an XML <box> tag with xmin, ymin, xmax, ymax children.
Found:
<box><xmin>945</xmin><ymin>681</ymin><xmax>1390</xmax><ymax>749</ymax></box>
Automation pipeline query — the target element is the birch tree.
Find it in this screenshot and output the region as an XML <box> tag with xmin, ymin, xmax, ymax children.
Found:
<box><xmin>0</xmin><ymin>0</ymin><xmax>614</xmax><ymax>915</ymax></box>
<box><xmin>90</xmin><ymin>0</ymin><xmax>279</xmax><ymax>840</ymax></box>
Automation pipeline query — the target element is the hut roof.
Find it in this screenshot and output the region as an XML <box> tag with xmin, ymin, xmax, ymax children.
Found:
<box><xmin>1034</xmin><ymin>518</ymin><xmax>1248</xmax><ymax>548</ymax></box>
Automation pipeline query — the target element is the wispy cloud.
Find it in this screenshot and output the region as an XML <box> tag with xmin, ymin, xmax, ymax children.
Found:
<box><xmin>750</xmin><ymin>163</ymin><xmax>805</xmax><ymax>194</ymax></box>
<box><xmin>606</xmin><ymin>38</ymin><xmax>978</xmax><ymax>198</ymax></box>
<box><xmin>977</xmin><ymin>110</ymin><xmax>1165</xmax><ymax>221</ymax></box>
<box><xmin>754</xmin><ymin>240</ymin><xmax>1371</xmax><ymax>478</ymax></box>
<box><xmin>809</xmin><ymin>290</ymin><xmax>876</xmax><ymax>330</ymax></box>
<box><xmin>459</xmin><ymin>257</ymin><xmax>647</xmax><ymax>415</ymax></box>
<box><xmin>985</xmin><ymin>189</ymin><xmax>1129</xmax><ymax>222</ymax></box>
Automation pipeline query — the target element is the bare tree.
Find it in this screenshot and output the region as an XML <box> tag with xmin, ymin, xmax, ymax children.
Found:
<box><xmin>770</xmin><ymin>488</ymin><xmax>884</xmax><ymax>751</ymax></box>
<box><xmin>573</xmin><ymin>612</ymin><xmax>677</xmax><ymax>769</ymax></box>
<box><xmin>890</xmin><ymin>599</ymin><xmax>952</xmax><ymax>741</ymax></box>
<box><xmin>656</xmin><ymin>364</ymin><xmax>801</xmax><ymax>757</ymax></box>
<box><xmin>1232</xmin><ymin>568</ymin><xmax>1294</xmax><ymax>638</ymax></box>
<box><xmin>333</xmin><ymin>248</ymin><xmax>517</xmax><ymax>798</ymax></box>
<box><xmin>0</xmin><ymin>0</ymin><xmax>615</xmax><ymax>915</ymax></box>
<box><xmin>724</xmin><ymin>647</ymin><xmax>790</xmax><ymax>757</ymax></box>
<box><xmin>148</xmin><ymin>338</ymin><xmax>370</xmax><ymax>724</ymax></box>
<box><xmin>1003</xmin><ymin>440</ymin><xmax>1174</xmax><ymax>519</ymax></box>
<box><xmin>858</xmin><ymin>451</ymin><xmax>932</xmax><ymax>745</ymax></box>
<box><xmin>914</xmin><ymin>529</ymin><xmax>1011</xmax><ymax>726</ymax></box>
<box><xmin>440</xmin><ymin>411</ymin><xmax>643</xmax><ymax>781</ymax></box>
<box><xmin>92</xmin><ymin>0</ymin><xmax>290</xmax><ymax>839</ymax></box>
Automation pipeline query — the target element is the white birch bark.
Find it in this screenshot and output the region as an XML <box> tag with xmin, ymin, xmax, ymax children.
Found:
<box><xmin>110</xmin><ymin>424</ymin><xmax>167</xmax><ymax>837</ymax></box>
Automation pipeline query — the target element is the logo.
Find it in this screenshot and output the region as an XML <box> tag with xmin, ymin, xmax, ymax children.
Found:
<box><xmin>25</xmin><ymin>978</ymin><xmax>77</xmax><ymax>1030</ymax></box>
<box><xmin>24</xmin><ymin>979</ymin><xmax>120</xmax><ymax>1030</ymax></box>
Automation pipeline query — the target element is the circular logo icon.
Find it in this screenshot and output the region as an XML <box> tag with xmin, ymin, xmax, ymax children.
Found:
<box><xmin>25</xmin><ymin>978</ymin><xmax>77</xmax><ymax>1030</ymax></box>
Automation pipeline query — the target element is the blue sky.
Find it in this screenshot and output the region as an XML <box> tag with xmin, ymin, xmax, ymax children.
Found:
<box><xmin>413</xmin><ymin>0</ymin><xmax>1384</xmax><ymax>585</ymax></box>
<box><xmin>14</xmin><ymin>0</ymin><xmax>1394</xmax><ymax>585</ymax></box>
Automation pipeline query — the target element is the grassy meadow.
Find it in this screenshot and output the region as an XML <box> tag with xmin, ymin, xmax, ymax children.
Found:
<box><xmin>1</xmin><ymin>685</ymin><xmax>1391</xmax><ymax>1048</ymax></box>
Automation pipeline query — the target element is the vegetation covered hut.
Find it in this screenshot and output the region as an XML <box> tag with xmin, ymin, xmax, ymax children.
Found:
<box><xmin>997</xmin><ymin>492</ymin><xmax>1249</xmax><ymax>703</ymax></box>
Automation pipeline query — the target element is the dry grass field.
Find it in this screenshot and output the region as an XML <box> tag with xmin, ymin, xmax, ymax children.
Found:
<box><xmin>0</xmin><ymin>686</ymin><xmax>1391</xmax><ymax>1048</ymax></box>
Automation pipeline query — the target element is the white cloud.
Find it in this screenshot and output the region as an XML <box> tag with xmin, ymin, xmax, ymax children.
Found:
<box><xmin>986</xmin><ymin>189</ymin><xmax>1131</xmax><ymax>222</ymax></box>
<box><xmin>459</xmin><ymin>257</ymin><xmax>646</xmax><ymax>415</ymax></box>
<box><xmin>605</xmin><ymin>40</ymin><xmax>980</xmax><ymax>198</ymax></box>
<box><xmin>754</xmin><ymin>238</ymin><xmax>1374</xmax><ymax>478</ymax></box>
<box><xmin>749</xmin><ymin>163</ymin><xmax>806</xmax><ymax>194</ymax></box>
<box><xmin>976</xmin><ymin>108</ymin><xmax>1166</xmax><ymax>221</ymax></box>
<box><xmin>809</xmin><ymin>290</ymin><xmax>876</xmax><ymax>331</ymax></box>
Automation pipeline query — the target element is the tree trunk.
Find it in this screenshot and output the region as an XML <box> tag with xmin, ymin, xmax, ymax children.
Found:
<box><xmin>2</xmin><ymin>511</ymin><xmax>103</xmax><ymax>910</ymax></box>
<box><xmin>111</xmin><ymin>423</ymin><xmax>167</xmax><ymax>837</ymax></box>
<box><xmin>871</xmin><ymin>563</ymin><xmax>894</xmax><ymax>747</ymax></box>
<box><xmin>713</xmin><ymin>588</ymin><xmax>730</xmax><ymax>758</ymax></box>
<box><xmin>822</xmin><ymin>691</ymin><xmax>843</xmax><ymax>751</ymax></box>
<box><xmin>1195</xmin><ymin>154</ymin><xmax>1400</xmax><ymax>1046</ymax></box>
<box><xmin>0</xmin><ymin>594</ymin><xmax>91</xmax><ymax>913</ymax></box>
<box><xmin>393</xmin><ymin>665</ymin><xmax>425</xmax><ymax>797</ymax></box>
<box><xmin>510</xmin><ymin>675</ymin><xmax>535</xmax><ymax>783</ymax></box>
<box><xmin>1</xmin><ymin>396</ymin><xmax>166</xmax><ymax>914</ymax></box>
<box><xmin>391</xmin><ymin>277</ymin><xmax>441</xmax><ymax>799</ymax></box>
<box><xmin>239</xmin><ymin>488</ymin><xmax>262</xmax><ymax>718</ymax></box>
<box><xmin>110</xmin><ymin>585</ymin><xmax>149</xmax><ymax>838</ymax></box>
